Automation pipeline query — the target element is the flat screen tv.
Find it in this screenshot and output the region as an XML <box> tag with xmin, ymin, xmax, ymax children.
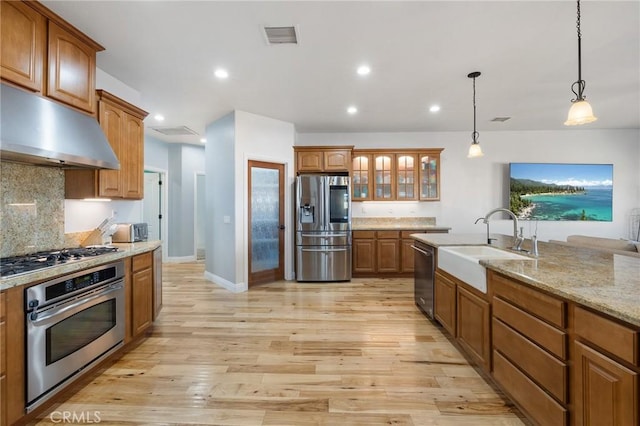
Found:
<box><xmin>509</xmin><ymin>163</ymin><xmax>613</xmax><ymax>221</ymax></box>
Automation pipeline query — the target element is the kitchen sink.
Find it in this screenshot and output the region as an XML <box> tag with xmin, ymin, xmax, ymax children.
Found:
<box><xmin>437</xmin><ymin>245</ymin><xmax>533</xmax><ymax>293</ymax></box>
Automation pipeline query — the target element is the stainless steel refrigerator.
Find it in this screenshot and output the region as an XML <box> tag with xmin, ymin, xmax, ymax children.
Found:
<box><xmin>295</xmin><ymin>174</ymin><xmax>351</xmax><ymax>281</ymax></box>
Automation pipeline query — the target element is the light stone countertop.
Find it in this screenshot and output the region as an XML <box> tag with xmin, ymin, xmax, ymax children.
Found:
<box><xmin>412</xmin><ymin>233</ymin><xmax>640</xmax><ymax>328</ymax></box>
<box><xmin>0</xmin><ymin>241</ymin><xmax>162</xmax><ymax>291</ymax></box>
<box><xmin>352</xmin><ymin>216</ymin><xmax>451</xmax><ymax>231</ymax></box>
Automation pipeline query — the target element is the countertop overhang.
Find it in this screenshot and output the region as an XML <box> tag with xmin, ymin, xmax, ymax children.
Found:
<box><xmin>412</xmin><ymin>233</ymin><xmax>640</xmax><ymax>328</ymax></box>
<box><xmin>0</xmin><ymin>241</ymin><xmax>162</xmax><ymax>291</ymax></box>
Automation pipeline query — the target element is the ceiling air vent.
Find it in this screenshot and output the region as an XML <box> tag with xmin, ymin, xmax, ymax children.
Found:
<box><xmin>264</xmin><ymin>26</ymin><xmax>298</xmax><ymax>44</ymax></box>
<box><xmin>491</xmin><ymin>117</ymin><xmax>511</xmax><ymax>122</ymax></box>
<box><xmin>149</xmin><ymin>126</ymin><xmax>198</xmax><ymax>136</ymax></box>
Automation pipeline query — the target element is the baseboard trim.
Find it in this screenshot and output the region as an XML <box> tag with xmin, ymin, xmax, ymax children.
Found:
<box><xmin>204</xmin><ymin>270</ymin><xmax>247</xmax><ymax>293</ymax></box>
<box><xmin>165</xmin><ymin>255</ymin><xmax>197</xmax><ymax>263</ymax></box>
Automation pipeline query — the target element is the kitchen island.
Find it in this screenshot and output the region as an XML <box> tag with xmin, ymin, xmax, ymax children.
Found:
<box><xmin>412</xmin><ymin>233</ymin><xmax>640</xmax><ymax>426</ymax></box>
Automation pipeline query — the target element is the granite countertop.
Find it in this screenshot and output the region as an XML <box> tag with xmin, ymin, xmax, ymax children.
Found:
<box><xmin>352</xmin><ymin>217</ymin><xmax>451</xmax><ymax>231</ymax></box>
<box><xmin>0</xmin><ymin>241</ymin><xmax>162</xmax><ymax>291</ymax></box>
<box><xmin>412</xmin><ymin>233</ymin><xmax>640</xmax><ymax>328</ymax></box>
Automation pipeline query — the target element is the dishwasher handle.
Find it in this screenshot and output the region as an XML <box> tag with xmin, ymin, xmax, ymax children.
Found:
<box><xmin>411</xmin><ymin>245</ymin><xmax>433</xmax><ymax>256</ymax></box>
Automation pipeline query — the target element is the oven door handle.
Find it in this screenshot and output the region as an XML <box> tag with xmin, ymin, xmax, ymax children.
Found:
<box><xmin>30</xmin><ymin>283</ymin><xmax>123</xmax><ymax>325</ymax></box>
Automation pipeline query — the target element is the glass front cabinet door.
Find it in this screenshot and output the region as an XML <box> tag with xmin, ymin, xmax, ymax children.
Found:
<box><xmin>352</xmin><ymin>154</ymin><xmax>372</xmax><ymax>201</ymax></box>
<box><xmin>419</xmin><ymin>154</ymin><xmax>440</xmax><ymax>200</ymax></box>
<box><xmin>373</xmin><ymin>154</ymin><xmax>394</xmax><ymax>200</ymax></box>
<box><xmin>396</xmin><ymin>154</ymin><xmax>418</xmax><ymax>201</ymax></box>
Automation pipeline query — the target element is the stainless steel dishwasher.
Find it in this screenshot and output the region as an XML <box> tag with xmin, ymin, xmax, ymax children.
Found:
<box><xmin>412</xmin><ymin>240</ymin><xmax>435</xmax><ymax>319</ymax></box>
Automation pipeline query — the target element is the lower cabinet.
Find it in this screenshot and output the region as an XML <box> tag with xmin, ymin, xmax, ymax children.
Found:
<box><xmin>434</xmin><ymin>270</ymin><xmax>457</xmax><ymax>336</ymax></box>
<box><xmin>456</xmin><ymin>285</ymin><xmax>491</xmax><ymax>371</ymax></box>
<box><xmin>131</xmin><ymin>252</ymin><xmax>153</xmax><ymax>338</ymax></box>
<box><xmin>573</xmin><ymin>341</ymin><xmax>638</xmax><ymax>426</ymax></box>
<box><xmin>353</xmin><ymin>229</ymin><xmax>447</xmax><ymax>277</ymax></box>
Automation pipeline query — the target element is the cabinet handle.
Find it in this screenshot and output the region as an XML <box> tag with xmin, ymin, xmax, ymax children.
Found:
<box><xmin>411</xmin><ymin>245</ymin><xmax>432</xmax><ymax>256</ymax></box>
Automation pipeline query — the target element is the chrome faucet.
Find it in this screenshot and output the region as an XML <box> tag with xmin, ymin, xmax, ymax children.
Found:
<box><xmin>476</xmin><ymin>208</ymin><xmax>522</xmax><ymax>249</ymax></box>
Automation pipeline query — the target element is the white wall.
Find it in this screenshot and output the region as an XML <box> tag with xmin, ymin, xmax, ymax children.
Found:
<box><xmin>205</xmin><ymin>110</ymin><xmax>295</xmax><ymax>292</ymax></box>
<box><xmin>297</xmin><ymin>129</ymin><xmax>640</xmax><ymax>242</ymax></box>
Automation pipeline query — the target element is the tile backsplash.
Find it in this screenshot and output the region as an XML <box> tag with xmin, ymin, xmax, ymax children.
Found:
<box><xmin>0</xmin><ymin>162</ymin><xmax>65</xmax><ymax>257</ymax></box>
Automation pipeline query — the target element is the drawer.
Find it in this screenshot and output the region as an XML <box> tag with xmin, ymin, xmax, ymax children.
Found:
<box><xmin>493</xmin><ymin>350</ymin><xmax>568</xmax><ymax>426</ymax></box>
<box><xmin>353</xmin><ymin>230</ymin><xmax>375</xmax><ymax>239</ymax></box>
<box><xmin>493</xmin><ymin>296</ymin><xmax>567</xmax><ymax>360</ymax></box>
<box><xmin>573</xmin><ymin>306</ymin><xmax>638</xmax><ymax>366</ymax></box>
<box><xmin>490</xmin><ymin>271</ymin><xmax>566</xmax><ymax>328</ymax></box>
<box><xmin>376</xmin><ymin>231</ymin><xmax>400</xmax><ymax>239</ymax></box>
<box><xmin>132</xmin><ymin>252</ymin><xmax>153</xmax><ymax>272</ymax></box>
<box><xmin>493</xmin><ymin>318</ymin><xmax>567</xmax><ymax>403</ymax></box>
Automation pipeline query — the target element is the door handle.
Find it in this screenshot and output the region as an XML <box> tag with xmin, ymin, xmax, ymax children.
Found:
<box><xmin>278</xmin><ymin>225</ymin><xmax>285</xmax><ymax>230</ymax></box>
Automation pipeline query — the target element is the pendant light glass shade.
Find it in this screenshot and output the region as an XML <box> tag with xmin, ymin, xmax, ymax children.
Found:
<box><xmin>467</xmin><ymin>142</ymin><xmax>484</xmax><ymax>158</ymax></box>
<box><xmin>565</xmin><ymin>0</ymin><xmax>597</xmax><ymax>126</ymax></box>
<box><xmin>564</xmin><ymin>99</ymin><xmax>597</xmax><ymax>125</ymax></box>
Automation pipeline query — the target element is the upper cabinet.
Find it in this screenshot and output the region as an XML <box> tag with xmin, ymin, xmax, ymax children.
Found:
<box><xmin>352</xmin><ymin>149</ymin><xmax>442</xmax><ymax>202</ymax></box>
<box><xmin>46</xmin><ymin>22</ymin><xmax>97</xmax><ymax>114</ymax></box>
<box><xmin>294</xmin><ymin>146</ymin><xmax>353</xmax><ymax>173</ymax></box>
<box><xmin>0</xmin><ymin>1</ymin><xmax>46</xmax><ymax>92</ymax></box>
<box><xmin>0</xmin><ymin>0</ymin><xmax>104</xmax><ymax>115</ymax></box>
<box><xmin>65</xmin><ymin>90</ymin><xmax>148</xmax><ymax>200</ymax></box>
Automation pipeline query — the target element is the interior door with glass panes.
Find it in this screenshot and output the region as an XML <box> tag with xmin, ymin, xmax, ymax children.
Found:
<box><xmin>248</xmin><ymin>160</ymin><xmax>285</xmax><ymax>286</ymax></box>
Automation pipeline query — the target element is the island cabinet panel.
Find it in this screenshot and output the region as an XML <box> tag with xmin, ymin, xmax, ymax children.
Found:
<box><xmin>456</xmin><ymin>285</ymin><xmax>491</xmax><ymax>372</ymax></box>
<box><xmin>493</xmin><ymin>318</ymin><xmax>568</xmax><ymax>403</ymax></box>
<box><xmin>490</xmin><ymin>271</ymin><xmax>566</xmax><ymax>328</ymax></box>
<box><xmin>573</xmin><ymin>306</ymin><xmax>638</xmax><ymax>366</ymax></box>
<box><xmin>3</xmin><ymin>286</ymin><xmax>25</xmax><ymax>426</ymax></box>
<box><xmin>573</xmin><ymin>341</ymin><xmax>638</xmax><ymax>426</ymax></box>
<box><xmin>0</xmin><ymin>0</ymin><xmax>46</xmax><ymax>92</ymax></box>
<box><xmin>493</xmin><ymin>350</ymin><xmax>568</xmax><ymax>426</ymax></box>
<box><xmin>434</xmin><ymin>270</ymin><xmax>457</xmax><ymax>336</ymax></box>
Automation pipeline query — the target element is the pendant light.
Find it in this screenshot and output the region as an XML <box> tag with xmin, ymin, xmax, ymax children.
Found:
<box><xmin>467</xmin><ymin>71</ymin><xmax>484</xmax><ymax>158</ymax></box>
<box><xmin>564</xmin><ymin>0</ymin><xmax>597</xmax><ymax>125</ymax></box>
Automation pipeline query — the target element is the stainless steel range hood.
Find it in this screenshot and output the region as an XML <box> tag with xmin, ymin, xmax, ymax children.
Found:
<box><xmin>0</xmin><ymin>83</ymin><xmax>119</xmax><ymax>169</ymax></box>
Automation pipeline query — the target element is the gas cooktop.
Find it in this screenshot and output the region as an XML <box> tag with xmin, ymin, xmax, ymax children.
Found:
<box><xmin>0</xmin><ymin>247</ymin><xmax>120</xmax><ymax>278</ymax></box>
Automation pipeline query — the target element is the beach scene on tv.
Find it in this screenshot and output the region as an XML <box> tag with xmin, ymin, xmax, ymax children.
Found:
<box><xmin>509</xmin><ymin>163</ymin><xmax>613</xmax><ymax>221</ymax></box>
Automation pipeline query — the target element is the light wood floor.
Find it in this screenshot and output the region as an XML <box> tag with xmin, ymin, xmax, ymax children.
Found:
<box><xmin>33</xmin><ymin>262</ymin><xmax>526</xmax><ymax>425</ymax></box>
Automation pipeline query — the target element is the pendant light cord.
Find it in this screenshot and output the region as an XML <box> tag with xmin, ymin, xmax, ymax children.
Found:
<box><xmin>472</xmin><ymin>75</ymin><xmax>479</xmax><ymax>143</ymax></box>
<box><xmin>571</xmin><ymin>0</ymin><xmax>586</xmax><ymax>101</ymax></box>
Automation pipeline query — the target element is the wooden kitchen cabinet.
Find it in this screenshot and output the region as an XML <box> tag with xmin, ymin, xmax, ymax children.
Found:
<box><xmin>352</xmin><ymin>231</ymin><xmax>376</xmax><ymax>274</ymax></box>
<box><xmin>294</xmin><ymin>146</ymin><xmax>353</xmax><ymax>173</ymax></box>
<box><xmin>46</xmin><ymin>21</ymin><xmax>97</xmax><ymax>114</ymax></box>
<box><xmin>3</xmin><ymin>286</ymin><xmax>25</xmax><ymax>426</ymax></box>
<box><xmin>353</xmin><ymin>229</ymin><xmax>446</xmax><ymax>277</ymax></box>
<box><xmin>65</xmin><ymin>90</ymin><xmax>148</xmax><ymax>200</ymax></box>
<box><xmin>131</xmin><ymin>252</ymin><xmax>153</xmax><ymax>337</ymax></box>
<box><xmin>434</xmin><ymin>270</ymin><xmax>457</xmax><ymax>336</ymax></box>
<box><xmin>457</xmin><ymin>285</ymin><xmax>491</xmax><ymax>371</ymax></box>
<box><xmin>0</xmin><ymin>1</ymin><xmax>103</xmax><ymax>114</ymax></box>
<box><xmin>571</xmin><ymin>306</ymin><xmax>639</xmax><ymax>425</ymax></box>
<box><xmin>0</xmin><ymin>0</ymin><xmax>46</xmax><ymax>93</ymax></box>
<box><xmin>376</xmin><ymin>231</ymin><xmax>400</xmax><ymax>272</ymax></box>
<box><xmin>352</xmin><ymin>149</ymin><xmax>443</xmax><ymax>202</ymax></box>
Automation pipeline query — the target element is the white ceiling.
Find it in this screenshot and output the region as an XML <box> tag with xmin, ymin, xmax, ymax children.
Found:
<box><xmin>42</xmin><ymin>1</ymin><xmax>640</xmax><ymax>144</ymax></box>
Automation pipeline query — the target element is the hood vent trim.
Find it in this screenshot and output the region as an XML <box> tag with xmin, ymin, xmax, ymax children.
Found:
<box><xmin>0</xmin><ymin>84</ymin><xmax>119</xmax><ymax>170</ymax></box>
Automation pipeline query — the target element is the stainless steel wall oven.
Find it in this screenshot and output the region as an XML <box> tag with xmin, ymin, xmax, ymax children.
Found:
<box><xmin>25</xmin><ymin>261</ymin><xmax>125</xmax><ymax>411</ymax></box>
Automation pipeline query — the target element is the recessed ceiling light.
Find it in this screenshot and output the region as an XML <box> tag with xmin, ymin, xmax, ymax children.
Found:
<box><xmin>200</xmin><ymin>138</ymin><xmax>207</xmax><ymax>143</ymax></box>
<box><xmin>357</xmin><ymin>65</ymin><xmax>371</xmax><ymax>76</ymax></box>
<box><xmin>214</xmin><ymin>68</ymin><xmax>229</xmax><ymax>79</ymax></box>
<box><xmin>347</xmin><ymin>106</ymin><xmax>358</xmax><ymax>114</ymax></box>
<box><xmin>154</xmin><ymin>114</ymin><xmax>165</xmax><ymax>121</ymax></box>
<box><xmin>429</xmin><ymin>105</ymin><xmax>441</xmax><ymax>113</ymax></box>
